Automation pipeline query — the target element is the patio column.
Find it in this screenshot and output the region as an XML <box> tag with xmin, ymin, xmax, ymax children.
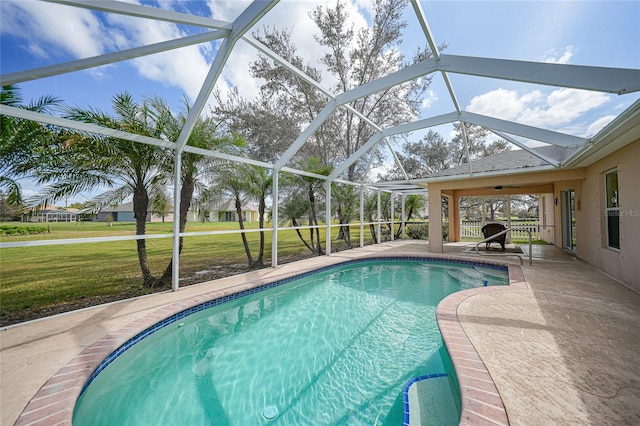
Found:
<box><xmin>401</xmin><ymin>194</ymin><xmax>406</xmax><ymax>239</ymax></box>
<box><xmin>481</xmin><ymin>198</ymin><xmax>486</xmax><ymax>227</ymax></box>
<box><xmin>448</xmin><ymin>192</ymin><xmax>460</xmax><ymax>242</ymax></box>
<box><xmin>271</xmin><ymin>171</ymin><xmax>279</xmax><ymax>267</ymax></box>
<box><xmin>360</xmin><ymin>186</ymin><xmax>365</xmax><ymax>248</ymax></box>
<box><xmin>171</xmin><ymin>149</ymin><xmax>182</xmax><ymax>292</ymax></box>
<box><xmin>325</xmin><ymin>181</ymin><xmax>332</xmax><ymax>256</ymax></box>
<box><xmin>506</xmin><ymin>194</ymin><xmax>512</xmax><ymax>244</ymax></box>
<box><xmin>390</xmin><ymin>192</ymin><xmax>395</xmax><ymax>241</ymax></box>
<box><xmin>428</xmin><ymin>185</ymin><xmax>444</xmax><ymax>253</ymax></box>
<box><xmin>377</xmin><ymin>190</ymin><xmax>381</xmax><ymax>244</ymax></box>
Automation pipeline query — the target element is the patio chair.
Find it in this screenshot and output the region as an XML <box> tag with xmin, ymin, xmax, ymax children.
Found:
<box><xmin>481</xmin><ymin>223</ymin><xmax>507</xmax><ymax>251</ymax></box>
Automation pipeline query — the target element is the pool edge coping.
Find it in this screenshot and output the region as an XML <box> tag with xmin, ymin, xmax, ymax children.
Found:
<box><xmin>14</xmin><ymin>254</ymin><xmax>520</xmax><ymax>426</ymax></box>
<box><xmin>435</xmin><ymin>264</ymin><xmax>527</xmax><ymax>426</ymax></box>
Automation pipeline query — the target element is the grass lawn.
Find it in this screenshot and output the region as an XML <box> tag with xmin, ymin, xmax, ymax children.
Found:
<box><xmin>0</xmin><ymin>221</ymin><xmax>375</xmax><ymax>326</ymax></box>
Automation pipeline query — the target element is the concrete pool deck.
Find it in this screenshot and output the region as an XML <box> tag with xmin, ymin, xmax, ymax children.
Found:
<box><xmin>2</xmin><ymin>240</ymin><xmax>639</xmax><ymax>425</ymax></box>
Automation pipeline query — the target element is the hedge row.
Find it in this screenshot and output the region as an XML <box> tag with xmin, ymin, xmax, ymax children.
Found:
<box><xmin>0</xmin><ymin>225</ymin><xmax>48</xmax><ymax>235</ymax></box>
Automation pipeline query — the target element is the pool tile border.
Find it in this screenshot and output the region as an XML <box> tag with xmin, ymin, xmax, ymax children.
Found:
<box><xmin>402</xmin><ymin>373</ymin><xmax>449</xmax><ymax>425</ymax></box>
<box><xmin>15</xmin><ymin>255</ymin><xmax>522</xmax><ymax>426</ymax></box>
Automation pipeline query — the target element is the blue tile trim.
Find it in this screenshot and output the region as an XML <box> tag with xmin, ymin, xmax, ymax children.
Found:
<box><xmin>78</xmin><ymin>257</ymin><xmax>507</xmax><ymax>397</ymax></box>
<box><xmin>403</xmin><ymin>373</ymin><xmax>449</xmax><ymax>426</ymax></box>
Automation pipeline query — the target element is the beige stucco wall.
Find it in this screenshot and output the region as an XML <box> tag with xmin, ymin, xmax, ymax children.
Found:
<box><xmin>573</xmin><ymin>139</ymin><xmax>640</xmax><ymax>290</ymax></box>
<box><xmin>539</xmin><ymin>193</ymin><xmax>555</xmax><ymax>244</ymax></box>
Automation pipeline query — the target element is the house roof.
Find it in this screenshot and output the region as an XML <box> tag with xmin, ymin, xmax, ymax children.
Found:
<box><xmin>426</xmin><ymin>145</ymin><xmax>580</xmax><ymax>179</ymax></box>
<box><xmin>99</xmin><ymin>202</ymin><xmax>134</xmax><ymax>213</ymax></box>
<box><xmin>203</xmin><ymin>200</ymin><xmax>260</xmax><ymax>211</ymax></box>
<box><xmin>98</xmin><ymin>200</ymin><xmax>260</xmax><ymax>213</ymax></box>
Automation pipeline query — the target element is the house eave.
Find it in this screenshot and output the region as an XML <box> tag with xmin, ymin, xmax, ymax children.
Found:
<box><xmin>402</xmin><ymin>164</ymin><xmax>559</xmax><ymax>186</ymax></box>
<box><xmin>563</xmin><ymin>98</ymin><xmax>640</xmax><ymax>168</ymax></box>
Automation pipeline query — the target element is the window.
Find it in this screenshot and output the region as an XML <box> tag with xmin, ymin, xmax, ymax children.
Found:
<box><xmin>605</xmin><ymin>169</ymin><xmax>620</xmax><ymax>249</ymax></box>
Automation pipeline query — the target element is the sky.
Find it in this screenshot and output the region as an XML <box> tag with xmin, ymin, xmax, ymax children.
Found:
<box><xmin>1</xmin><ymin>0</ymin><xmax>639</xmax><ymax>202</ymax></box>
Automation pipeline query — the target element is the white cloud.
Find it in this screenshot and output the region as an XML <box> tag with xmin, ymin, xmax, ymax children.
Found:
<box><xmin>206</xmin><ymin>0</ymin><xmax>249</xmax><ymax>21</ymax></box>
<box><xmin>421</xmin><ymin>90</ymin><xmax>438</xmax><ymax>109</ymax></box>
<box><xmin>1</xmin><ymin>0</ymin><xmax>109</xmax><ymax>59</ymax></box>
<box><xmin>105</xmin><ymin>12</ymin><xmax>211</xmax><ymax>102</ymax></box>
<box><xmin>467</xmin><ymin>88</ymin><xmax>610</xmax><ymax>133</ymax></box>
<box><xmin>540</xmin><ymin>46</ymin><xmax>575</xmax><ymax>64</ymax></box>
<box><xmin>586</xmin><ymin>115</ymin><xmax>615</xmax><ymax>137</ymax></box>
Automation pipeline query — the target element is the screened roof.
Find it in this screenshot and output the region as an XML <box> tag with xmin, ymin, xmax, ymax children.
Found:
<box><xmin>2</xmin><ymin>0</ymin><xmax>639</xmax><ymax>196</ymax></box>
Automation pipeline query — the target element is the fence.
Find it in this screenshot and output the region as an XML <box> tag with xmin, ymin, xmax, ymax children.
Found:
<box><xmin>460</xmin><ymin>220</ymin><xmax>540</xmax><ymax>240</ymax></box>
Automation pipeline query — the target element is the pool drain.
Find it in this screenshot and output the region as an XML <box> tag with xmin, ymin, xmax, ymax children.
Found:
<box><xmin>263</xmin><ymin>405</ymin><xmax>278</xmax><ymax>420</ymax></box>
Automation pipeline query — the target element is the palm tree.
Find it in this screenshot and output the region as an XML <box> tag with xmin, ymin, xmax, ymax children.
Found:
<box><xmin>331</xmin><ymin>183</ymin><xmax>357</xmax><ymax>248</ymax></box>
<box><xmin>151</xmin><ymin>190</ymin><xmax>173</xmax><ymax>223</ymax></box>
<box><xmin>155</xmin><ymin>98</ymin><xmax>241</xmax><ymax>284</ymax></box>
<box><xmin>204</xmin><ymin>161</ymin><xmax>272</xmax><ymax>269</ymax></box>
<box><xmin>279</xmin><ymin>195</ymin><xmax>315</xmax><ymax>252</ymax></box>
<box><xmin>397</xmin><ymin>194</ymin><xmax>426</xmax><ymax>238</ymax></box>
<box><xmin>279</xmin><ymin>158</ymin><xmax>332</xmax><ymax>255</ymax></box>
<box><xmin>243</xmin><ymin>165</ymin><xmax>272</xmax><ymax>267</ymax></box>
<box><xmin>207</xmin><ymin>162</ymin><xmax>258</xmax><ymax>268</ymax></box>
<box><xmin>363</xmin><ymin>192</ymin><xmax>380</xmax><ymax>243</ymax></box>
<box><xmin>0</xmin><ymin>85</ymin><xmax>62</xmax><ymax>204</ymax></box>
<box><xmin>35</xmin><ymin>92</ymin><xmax>167</xmax><ymax>286</ymax></box>
<box><xmin>404</xmin><ymin>194</ymin><xmax>426</xmax><ymax>221</ymax></box>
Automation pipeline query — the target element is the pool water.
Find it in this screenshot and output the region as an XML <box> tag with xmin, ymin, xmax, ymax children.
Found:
<box><xmin>73</xmin><ymin>260</ymin><xmax>507</xmax><ymax>425</ymax></box>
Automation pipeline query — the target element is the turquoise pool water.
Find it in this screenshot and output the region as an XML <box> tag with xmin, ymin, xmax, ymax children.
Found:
<box><xmin>73</xmin><ymin>259</ymin><xmax>508</xmax><ymax>425</ymax></box>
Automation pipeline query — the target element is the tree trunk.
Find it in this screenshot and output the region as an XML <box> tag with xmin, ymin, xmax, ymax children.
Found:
<box><xmin>396</xmin><ymin>207</ymin><xmax>414</xmax><ymax>238</ymax></box>
<box><xmin>338</xmin><ymin>222</ymin><xmax>351</xmax><ymax>247</ymax></box>
<box><xmin>368</xmin><ymin>213</ymin><xmax>377</xmax><ymax>243</ymax></box>
<box><xmin>252</xmin><ymin>196</ymin><xmax>266</xmax><ymax>269</ymax></box>
<box><xmin>308</xmin><ymin>187</ymin><xmax>323</xmax><ymax>255</ymax></box>
<box><xmin>236</xmin><ymin>197</ymin><xmax>254</xmax><ymax>267</ymax></box>
<box><xmin>336</xmin><ymin>204</ymin><xmax>352</xmax><ymax>248</ymax></box>
<box><xmin>160</xmin><ymin>179</ymin><xmax>194</xmax><ymax>285</ymax></box>
<box><xmin>133</xmin><ymin>187</ymin><xmax>155</xmax><ymax>287</ymax></box>
<box><xmin>292</xmin><ymin>217</ymin><xmax>315</xmax><ymax>252</ymax></box>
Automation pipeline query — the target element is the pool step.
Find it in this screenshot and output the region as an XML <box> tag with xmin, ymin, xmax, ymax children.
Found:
<box><xmin>445</xmin><ymin>267</ymin><xmax>508</xmax><ymax>287</ymax></box>
<box><xmin>444</xmin><ymin>268</ymin><xmax>485</xmax><ymax>285</ymax></box>
<box><xmin>406</xmin><ymin>375</ymin><xmax>459</xmax><ymax>426</ymax></box>
<box><xmin>472</xmin><ymin>266</ymin><xmax>508</xmax><ymax>280</ymax></box>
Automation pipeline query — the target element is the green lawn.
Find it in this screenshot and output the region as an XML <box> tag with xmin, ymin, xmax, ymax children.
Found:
<box><xmin>0</xmin><ymin>221</ymin><xmax>375</xmax><ymax>326</ymax></box>
<box><xmin>1</xmin><ymin>220</ymin><xmax>546</xmax><ymax>326</ymax></box>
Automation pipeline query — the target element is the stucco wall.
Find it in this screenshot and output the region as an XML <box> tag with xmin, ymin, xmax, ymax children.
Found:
<box><xmin>575</xmin><ymin>139</ymin><xmax>640</xmax><ymax>290</ymax></box>
<box><xmin>539</xmin><ymin>193</ymin><xmax>555</xmax><ymax>244</ymax></box>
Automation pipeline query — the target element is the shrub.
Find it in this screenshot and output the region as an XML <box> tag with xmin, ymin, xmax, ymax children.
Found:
<box><xmin>0</xmin><ymin>225</ymin><xmax>48</xmax><ymax>235</ymax></box>
<box><xmin>406</xmin><ymin>224</ymin><xmax>428</xmax><ymax>240</ymax></box>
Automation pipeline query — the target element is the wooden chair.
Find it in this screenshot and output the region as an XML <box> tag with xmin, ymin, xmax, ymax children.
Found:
<box><xmin>481</xmin><ymin>223</ymin><xmax>507</xmax><ymax>251</ymax></box>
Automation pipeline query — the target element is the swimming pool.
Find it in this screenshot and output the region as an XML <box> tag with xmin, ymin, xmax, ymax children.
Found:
<box><xmin>73</xmin><ymin>258</ymin><xmax>508</xmax><ymax>425</ymax></box>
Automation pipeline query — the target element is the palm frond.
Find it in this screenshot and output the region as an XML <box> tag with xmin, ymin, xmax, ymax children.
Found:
<box><xmin>88</xmin><ymin>186</ymin><xmax>132</xmax><ymax>211</ymax></box>
<box><xmin>0</xmin><ymin>176</ymin><xmax>22</xmax><ymax>205</ymax></box>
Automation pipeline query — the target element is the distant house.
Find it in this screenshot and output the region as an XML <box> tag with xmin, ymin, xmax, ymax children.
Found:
<box><xmin>95</xmin><ymin>202</ymin><xmax>174</xmax><ymax>223</ymax></box>
<box><xmin>25</xmin><ymin>206</ymin><xmax>76</xmax><ymax>222</ymax></box>
<box><xmin>188</xmin><ymin>200</ymin><xmax>261</xmax><ymax>223</ymax></box>
<box><xmin>95</xmin><ymin>200</ymin><xmax>261</xmax><ymax>223</ymax></box>
<box><xmin>96</xmin><ymin>202</ymin><xmax>135</xmax><ymax>223</ymax></box>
